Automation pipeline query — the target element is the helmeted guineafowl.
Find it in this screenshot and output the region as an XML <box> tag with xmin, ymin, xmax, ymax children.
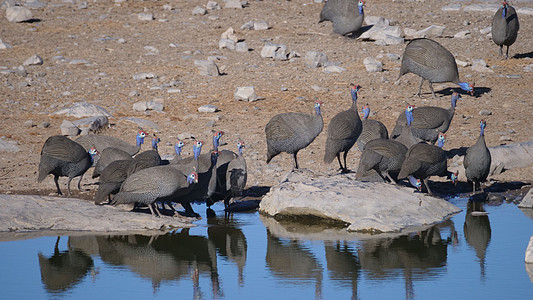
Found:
<box><xmin>355</xmin><ymin>138</ymin><xmax>408</xmax><ymax>184</ymax></box>
<box><xmin>492</xmin><ymin>1</ymin><xmax>519</xmax><ymax>59</ymax></box>
<box><xmin>265</xmin><ymin>101</ymin><xmax>324</xmax><ymax>169</ymax></box>
<box><xmin>92</xmin><ymin>147</ymin><xmax>132</xmax><ymax>179</ymax></box>
<box><xmin>170</xmin><ymin>139</ymin><xmax>185</xmax><ymax>164</ymax></box>
<box><xmin>324</xmin><ymin>85</ymin><xmax>363</xmax><ymax>173</ymax></box>
<box><xmin>398</xmin><ymin>133</ymin><xmax>458</xmax><ymax>195</ymax></box>
<box><xmin>38</xmin><ymin>135</ymin><xmax>99</xmax><ymax>196</ymax></box>
<box><xmin>127</xmin><ymin>136</ymin><xmax>163</xmax><ymax>176</ymax></box>
<box><xmin>464</xmin><ymin>120</ymin><xmax>492</xmax><ymax>193</ymax></box>
<box><xmin>94</xmin><ymin>159</ymin><xmax>132</xmax><ymax>205</ymax></box>
<box><xmin>391</xmin><ymin>105</ymin><xmax>421</xmax><ymax>148</ymax></box>
<box><xmin>222</xmin><ymin>141</ymin><xmax>247</xmax><ymax>208</ymax></box>
<box><xmin>398</xmin><ymin>38</ymin><xmax>474</xmax><ymax>98</ymax></box>
<box><xmin>319</xmin><ymin>0</ymin><xmax>365</xmax><ymax>36</ymax></box>
<box><xmin>76</xmin><ymin>131</ymin><xmax>146</xmax><ymax>156</ymax></box>
<box><xmin>357</xmin><ymin>103</ymin><xmax>389</xmax><ymax>151</ymax></box>
<box><xmin>391</xmin><ymin>93</ymin><xmax>461</xmax><ymax>144</ymax></box>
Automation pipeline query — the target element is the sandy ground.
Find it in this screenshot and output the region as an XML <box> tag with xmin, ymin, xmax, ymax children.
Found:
<box><xmin>1</xmin><ymin>0</ymin><xmax>532</xmax><ymax>201</ymax></box>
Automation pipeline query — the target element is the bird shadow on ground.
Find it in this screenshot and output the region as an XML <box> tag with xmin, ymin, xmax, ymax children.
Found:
<box><xmin>345</xmin><ymin>25</ymin><xmax>373</xmax><ymax>39</ymax></box>
<box><xmin>446</xmin><ymin>146</ymin><xmax>469</xmax><ymax>158</ymax></box>
<box><xmin>513</xmin><ymin>51</ymin><xmax>533</xmax><ymax>59</ymax></box>
<box><xmin>435</xmin><ymin>87</ymin><xmax>491</xmax><ymax>98</ymax></box>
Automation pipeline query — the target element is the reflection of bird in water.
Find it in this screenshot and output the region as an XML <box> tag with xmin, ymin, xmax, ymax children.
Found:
<box><xmin>207</xmin><ymin>214</ymin><xmax>248</xmax><ymax>286</ymax></box>
<box><xmin>37</xmin><ymin>236</ymin><xmax>94</xmax><ymax>293</ymax></box>
<box><xmin>464</xmin><ymin>200</ymin><xmax>491</xmax><ymax>280</ymax></box>
<box><xmin>324</xmin><ymin>241</ymin><xmax>360</xmax><ymax>300</ymax></box>
<box><xmin>265</xmin><ymin>230</ymin><xmax>323</xmax><ymax>299</ymax></box>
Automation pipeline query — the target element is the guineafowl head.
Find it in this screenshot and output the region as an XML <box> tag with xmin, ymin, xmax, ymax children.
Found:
<box><xmin>211</xmin><ymin>150</ymin><xmax>220</xmax><ymax>164</ymax></box>
<box><xmin>405</xmin><ymin>105</ymin><xmax>415</xmax><ymax>126</ymax></box>
<box><xmin>88</xmin><ymin>147</ymin><xmax>99</xmax><ymax>162</ymax></box>
<box><xmin>151</xmin><ymin>134</ymin><xmax>160</xmax><ymax>151</ymax></box>
<box><xmin>193</xmin><ymin>141</ymin><xmax>203</xmax><ymax>159</ymax></box>
<box><xmin>314</xmin><ymin>101</ymin><xmax>323</xmax><ymax>115</ymax></box>
<box><xmin>136</xmin><ymin>131</ymin><xmax>146</xmax><ymax>146</ymax></box>
<box><xmin>450</xmin><ymin>171</ymin><xmax>458</xmax><ymax>185</ymax></box>
<box><xmin>358</xmin><ymin>1</ymin><xmax>365</xmax><ymax>14</ymax></box>
<box><xmin>361</xmin><ymin>104</ymin><xmax>370</xmax><ymax>119</ymax></box>
<box><xmin>237</xmin><ymin>141</ymin><xmax>245</xmax><ymax>155</ymax></box>
<box><xmin>451</xmin><ymin>92</ymin><xmax>462</xmax><ymax>108</ymax></box>
<box><xmin>480</xmin><ymin>120</ymin><xmax>487</xmax><ymax>136</ymax></box>
<box><xmin>350</xmin><ymin>85</ymin><xmax>361</xmax><ymax>102</ymax></box>
<box><xmin>437</xmin><ymin>133</ymin><xmax>446</xmax><ymax>148</ymax></box>
<box><xmin>501</xmin><ymin>2</ymin><xmax>509</xmax><ymax>18</ymax></box>
<box><xmin>212</xmin><ymin>131</ymin><xmax>224</xmax><ymax>150</ymax></box>
<box><xmin>175</xmin><ymin>139</ymin><xmax>185</xmax><ymax>155</ymax></box>
<box><xmin>408</xmin><ymin>176</ymin><xmax>422</xmax><ymax>191</ymax></box>
<box><xmin>187</xmin><ymin>172</ymin><xmax>199</xmax><ymax>184</ymax></box>
<box><xmin>458</xmin><ymin>82</ymin><xmax>474</xmax><ymax>96</ymax></box>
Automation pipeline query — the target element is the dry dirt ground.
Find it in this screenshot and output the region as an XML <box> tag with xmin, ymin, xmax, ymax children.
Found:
<box><xmin>1</xmin><ymin>0</ymin><xmax>532</xmax><ymax>201</ymax></box>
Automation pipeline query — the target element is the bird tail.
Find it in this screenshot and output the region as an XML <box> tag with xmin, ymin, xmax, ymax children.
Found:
<box><xmin>37</xmin><ymin>163</ymin><xmax>49</xmax><ymax>183</ymax></box>
<box><xmin>323</xmin><ymin>141</ymin><xmax>337</xmax><ymax>164</ymax></box>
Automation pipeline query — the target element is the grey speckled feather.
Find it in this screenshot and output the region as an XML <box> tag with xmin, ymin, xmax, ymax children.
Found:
<box><xmin>319</xmin><ymin>0</ymin><xmax>365</xmax><ymax>35</ymax></box>
<box><xmin>76</xmin><ymin>133</ymin><xmax>143</xmax><ymax>156</ymax></box>
<box><xmin>357</xmin><ymin>105</ymin><xmax>388</xmax><ymax>151</ymax></box>
<box><xmin>492</xmin><ymin>3</ymin><xmax>519</xmax><ymax>58</ymax></box>
<box><xmin>92</xmin><ymin>147</ymin><xmax>132</xmax><ymax>178</ymax></box>
<box><xmin>38</xmin><ymin>135</ymin><xmax>95</xmax><ymax>196</ymax></box>
<box><xmin>464</xmin><ymin>121</ymin><xmax>492</xmax><ymax>192</ymax></box>
<box><xmin>94</xmin><ymin>159</ymin><xmax>132</xmax><ymax>204</ymax></box>
<box><xmin>127</xmin><ymin>150</ymin><xmax>162</xmax><ymax>176</ymax></box>
<box><xmin>356</xmin><ymin>139</ymin><xmax>407</xmax><ymax>183</ymax></box>
<box><xmin>266</xmin><ymin>101</ymin><xmax>323</xmax><ymax>169</ymax></box>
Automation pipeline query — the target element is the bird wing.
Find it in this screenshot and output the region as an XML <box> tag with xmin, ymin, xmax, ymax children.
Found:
<box><xmin>366</xmin><ymin>141</ymin><xmax>405</xmax><ymax>158</ymax></box>
<box><xmin>404</xmin><ymin>40</ymin><xmax>443</xmax><ymax>70</ymax></box>
<box><xmin>42</xmin><ymin>136</ymin><xmax>88</xmax><ymax>163</ymax></box>
<box><xmin>265</xmin><ymin>113</ymin><xmax>299</xmax><ymax>142</ymax></box>
<box><xmin>411</xmin><ymin>107</ymin><xmax>446</xmax><ymax>129</ymax></box>
<box><xmin>327</xmin><ymin>110</ymin><xmax>358</xmax><ymax>140</ymax></box>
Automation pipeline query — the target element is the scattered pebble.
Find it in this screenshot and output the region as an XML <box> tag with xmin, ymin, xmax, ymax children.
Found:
<box><xmin>363</xmin><ymin>57</ymin><xmax>383</xmax><ymax>72</ymax></box>
<box><xmin>198</xmin><ymin>104</ymin><xmax>218</xmax><ymax>113</ymax></box>
<box><xmin>479</xmin><ymin>109</ymin><xmax>492</xmax><ymax>116</ymax></box>
<box><xmin>235</xmin><ymin>86</ymin><xmax>258</xmax><ymax>102</ymax></box>
<box><xmin>138</xmin><ymin>13</ymin><xmax>154</xmax><ymax>21</ymax></box>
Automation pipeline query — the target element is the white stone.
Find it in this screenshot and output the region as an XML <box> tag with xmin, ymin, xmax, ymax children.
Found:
<box><xmin>323</xmin><ymin>64</ymin><xmax>345</xmax><ymax>73</ymax></box>
<box><xmin>72</xmin><ymin>116</ymin><xmax>109</xmax><ymax>133</ymax></box>
<box><xmin>363</xmin><ymin>57</ymin><xmax>383</xmax><ymax>72</ymax></box>
<box><xmin>206</xmin><ymin>1</ymin><xmax>220</xmax><ymax>10</ymax></box>
<box><xmin>480</xmin><ymin>26</ymin><xmax>492</xmax><ymax>34</ymax></box>
<box><xmin>137</xmin><ymin>13</ymin><xmax>154</xmax><ymax>21</ymax></box>
<box><xmin>253</xmin><ymin>21</ymin><xmax>269</xmax><ymax>30</ymax></box>
<box><xmin>455</xmin><ymin>59</ymin><xmax>470</xmax><ymax>67</ymax></box>
<box><xmin>526</xmin><ymin>236</ymin><xmax>533</xmax><ymax>263</ymax></box>
<box><xmin>454</xmin><ymin>30</ymin><xmax>471</xmax><ymax>39</ymax></box>
<box><xmin>221</xmin><ymin>27</ymin><xmax>238</xmax><ymax>42</ymax></box>
<box><xmin>121</xmin><ymin>117</ymin><xmax>159</xmax><ymax>131</ymax></box>
<box><xmin>472</xmin><ymin>59</ymin><xmax>494</xmax><ymax>73</ymax></box>
<box><xmin>403</xmin><ymin>28</ymin><xmax>418</xmax><ymax>39</ymax></box>
<box><xmin>52</xmin><ymin>103</ymin><xmax>112</xmax><ymax>118</ymax></box>
<box><xmin>463</xmin><ymin>4</ymin><xmax>499</xmax><ymax>12</ymax></box>
<box><xmin>382</xmin><ymin>35</ymin><xmax>404</xmax><ymax>45</ymax></box>
<box><xmin>219</xmin><ymin>38</ymin><xmax>236</xmax><ymax>50</ymax></box>
<box><xmin>225</xmin><ymin>0</ymin><xmax>242</xmax><ymax>9</ymax></box>
<box><xmin>359</xmin><ymin>25</ymin><xmax>402</xmax><ymax>41</ymax></box>
<box><xmin>6</xmin><ymin>6</ymin><xmax>32</xmax><ymax>23</ymax></box>
<box><xmin>0</xmin><ymin>39</ymin><xmax>12</xmax><ymax>50</ymax></box>
<box><xmin>60</xmin><ymin>120</ymin><xmax>80</xmax><ymax>136</ymax></box>
<box><xmin>240</xmin><ymin>21</ymin><xmax>254</xmax><ymax>30</ymax></box>
<box><xmin>365</xmin><ymin>16</ymin><xmax>389</xmax><ymax>26</ymax></box>
<box><xmin>0</xmin><ymin>137</ymin><xmax>20</xmax><ymax>152</ymax></box>
<box><xmin>198</xmin><ymin>104</ymin><xmax>218</xmax><ymax>113</ymax></box>
<box><xmin>518</xmin><ymin>7</ymin><xmax>533</xmax><ymax>16</ymax></box>
<box><xmin>132</xmin><ymin>72</ymin><xmax>157</xmax><ymax>80</ymax></box>
<box><xmin>416</xmin><ymin>25</ymin><xmax>446</xmax><ymax>38</ymax></box>
<box><xmin>305</xmin><ymin>51</ymin><xmax>328</xmax><ymax>68</ymax></box>
<box><xmin>234</xmin><ymin>86</ymin><xmax>258</xmax><ymax>102</ymax></box>
<box><xmin>23</xmin><ymin>54</ymin><xmax>43</xmax><ymax>66</ymax></box>
<box><xmin>192</xmin><ymin>6</ymin><xmax>207</xmax><ymax>15</ymax></box>
<box><xmin>518</xmin><ymin>189</ymin><xmax>533</xmax><ymax>208</ymax></box>
<box><xmin>259</xmin><ymin>171</ymin><xmax>461</xmax><ymax>233</ymax></box>
<box><xmin>524</xmin><ymin>64</ymin><xmax>533</xmax><ymax>73</ymax></box>
<box><xmin>235</xmin><ymin>41</ymin><xmax>249</xmax><ymax>52</ymax></box>
<box><xmin>442</xmin><ymin>4</ymin><xmax>461</xmax><ymax>11</ymax></box>
<box><xmin>194</xmin><ymin>60</ymin><xmax>220</xmax><ymax>76</ymax></box>
<box><xmin>69</xmin><ymin>59</ymin><xmax>89</xmax><ymax>65</ymax></box>
<box><xmin>261</xmin><ymin>43</ymin><xmax>282</xmax><ymax>59</ymax></box>
<box><xmin>133</xmin><ymin>100</ymin><xmax>164</xmax><ymax>112</ymax></box>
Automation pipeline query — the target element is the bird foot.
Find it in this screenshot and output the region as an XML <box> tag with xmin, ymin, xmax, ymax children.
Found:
<box><xmin>340</xmin><ymin>168</ymin><xmax>351</xmax><ymax>174</ymax></box>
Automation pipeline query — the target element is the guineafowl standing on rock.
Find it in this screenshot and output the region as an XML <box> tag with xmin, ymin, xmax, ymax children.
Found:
<box><xmin>357</xmin><ymin>104</ymin><xmax>389</xmax><ymax>152</ymax></box>
<box><xmin>464</xmin><ymin>120</ymin><xmax>492</xmax><ymax>193</ymax></box>
<box><xmin>38</xmin><ymin>135</ymin><xmax>99</xmax><ymax>196</ymax></box>
<box><xmin>398</xmin><ymin>38</ymin><xmax>474</xmax><ymax>98</ymax></box>
<box><xmin>398</xmin><ymin>133</ymin><xmax>458</xmax><ymax>195</ymax></box>
<box><xmin>355</xmin><ymin>139</ymin><xmax>408</xmax><ymax>184</ymax></box>
<box><xmin>390</xmin><ymin>93</ymin><xmax>461</xmax><ymax>144</ymax></box>
<box><xmin>75</xmin><ymin>131</ymin><xmax>146</xmax><ymax>156</ymax></box>
<box><xmin>492</xmin><ymin>1</ymin><xmax>519</xmax><ymax>59</ymax></box>
<box><xmin>92</xmin><ymin>147</ymin><xmax>132</xmax><ymax>179</ymax></box>
<box><xmin>111</xmin><ymin>166</ymin><xmax>199</xmax><ymax>217</ymax></box>
<box><xmin>265</xmin><ymin>100</ymin><xmax>324</xmax><ymax>170</ymax></box>
<box><xmin>319</xmin><ymin>0</ymin><xmax>365</xmax><ymax>36</ymax></box>
<box><xmin>324</xmin><ymin>85</ymin><xmax>363</xmax><ymax>173</ymax></box>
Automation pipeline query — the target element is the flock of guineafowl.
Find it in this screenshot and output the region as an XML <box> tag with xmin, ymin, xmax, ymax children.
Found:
<box><xmin>37</xmin><ymin>1</ymin><xmax>519</xmax><ymax>217</ymax></box>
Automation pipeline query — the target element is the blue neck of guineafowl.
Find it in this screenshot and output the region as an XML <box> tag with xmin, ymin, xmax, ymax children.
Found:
<box><xmin>238</xmin><ymin>145</ymin><xmax>243</xmax><ymax>156</ymax></box>
<box><xmin>187</xmin><ymin>174</ymin><xmax>195</xmax><ymax>184</ymax></box>
<box><xmin>408</xmin><ymin>176</ymin><xmax>420</xmax><ymax>189</ymax></box>
<box><xmin>458</xmin><ymin>82</ymin><xmax>471</xmax><ymax>93</ymax></box>
<box><xmin>406</xmin><ymin>110</ymin><xmax>413</xmax><ymax>127</ymax></box>
<box><xmin>213</xmin><ymin>135</ymin><xmax>219</xmax><ymax>151</ymax></box>
<box><xmin>451</xmin><ymin>95</ymin><xmax>459</xmax><ymax>109</ymax></box>
<box><xmin>315</xmin><ymin>105</ymin><xmax>321</xmax><ymax>116</ymax></box>
<box><xmin>363</xmin><ymin>109</ymin><xmax>369</xmax><ymax>119</ymax></box>
<box><xmin>502</xmin><ymin>7</ymin><xmax>507</xmax><ymax>18</ymax></box>
<box><xmin>480</xmin><ymin>125</ymin><xmax>485</xmax><ymax>137</ymax></box>
<box><xmin>136</xmin><ymin>135</ymin><xmax>144</xmax><ymax>147</ymax></box>
<box><xmin>193</xmin><ymin>145</ymin><xmax>201</xmax><ymax>160</ymax></box>
<box><xmin>437</xmin><ymin>138</ymin><xmax>445</xmax><ymax>148</ymax></box>
<box><xmin>152</xmin><ymin>139</ymin><xmax>158</xmax><ymax>150</ymax></box>
<box><xmin>175</xmin><ymin>144</ymin><xmax>182</xmax><ymax>156</ymax></box>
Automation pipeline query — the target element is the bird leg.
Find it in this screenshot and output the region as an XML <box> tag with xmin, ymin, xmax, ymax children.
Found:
<box><xmin>53</xmin><ymin>175</ymin><xmax>63</xmax><ymax>196</ymax></box>
<box><xmin>66</xmin><ymin>177</ymin><xmax>73</xmax><ymax>197</ymax></box>
<box><xmin>181</xmin><ymin>201</ymin><xmax>201</xmax><ymax>218</ymax></box>
<box><xmin>342</xmin><ymin>151</ymin><xmax>350</xmax><ymax>173</ymax></box>
<box><xmin>428</xmin><ymin>82</ymin><xmax>436</xmax><ymax>98</ymax></box>
<box><xmin>148</xmin><ymin>203</ymin><xmax>162</xmax><ymax>218</ymax></box>
<box><xmin>423</xmin><ymin>178</ymin><xmax>433</xmax><ymax>195</ymax></box>
<box><xmin>415</xmin><ymin>78</ymin><xmax>425</xmax><ymax>97</ymax></box>
<box><xmin>336</xmin><ymin>154</ymin><xmax>344</xmax><ymax>171</ymax></box>
<box><xmin>505</xmin><ymin>45</ymin><xmax>510</xmax><ymax>59</ymax></box>
<box><xmin>77</xmin><ymin>175</ymin><xmax>85</xmax><ymax>191</ymax></box>
<box><xmin>292</xmin><ymin>152</ymin><xmax>300</xmax><ymax>170</ymax></box>
<box><xmin>499</xmin><ymin>45</ymin><xmax>503</xmax><ymax>57</ymax></box>
<box><xmin>384</xmin><ymin>171</ymin><xmax>397</xmax><ymax>184</ymax></box>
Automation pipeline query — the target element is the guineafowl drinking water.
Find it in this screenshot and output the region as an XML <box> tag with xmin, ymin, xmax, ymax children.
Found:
<box><xmin>390</xmin><ymin>93</ymin><xmax>461</xmax><ymax>144</ymax></box>
<box><xmin>324</xmin><ymin>85</ymin><xmax>363</xmax><ymax>173</ymax></box>
<box><xmin>398</xmin><ymin>38</ymin><xmax>474</xmax><ymax>98</ymax></box>
<box><xmin>492</xmin><ymin>1</ymin><xmax>519</xmax><ymax>59</ymax></box>
<box><xmin>357</xmin><ymin>103</ymin><xmax>389</xmax><ymax>151</ymax></box>
<box><xmin>38</xmin><ymin>135</ymin><xmax>99</xmax><ymax>196</ymax></box>
<box><xmin>265</xmin><ymin>101</ymin><xmax>324</xmax><ymax>169</ymax></box>
<box><xmin>398</xmin><ymin>133</ymin><xmax>458</xmax><ymax>195</ymax></box>
<box><xmin>319</xmin><ymin>0</ymin><xmax>365</xmax><ymax>36</ymax></box>
<box><xmin>464</xmin><ymin>120</ymin><xmax>492</xmax><ymax>193</ymax></box>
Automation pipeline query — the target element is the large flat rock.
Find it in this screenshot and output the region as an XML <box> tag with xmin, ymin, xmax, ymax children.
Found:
<box><xmin>0</xmin><ymin>194</ymin><xmax>195</xmax><ymax>235</ymax></box>
<box><xmin>259</xmin><ymin>170</ymin><xmax>461</xmax><ymax>233</ymax></box>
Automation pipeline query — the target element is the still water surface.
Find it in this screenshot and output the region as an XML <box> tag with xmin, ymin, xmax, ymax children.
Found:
<box><xmin>1</xmin><ymin>198</ymin><xmax>532</xmax><ymax>299</ymax></box>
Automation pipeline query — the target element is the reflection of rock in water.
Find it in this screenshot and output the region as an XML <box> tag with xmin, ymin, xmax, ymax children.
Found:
<box><xmin>464</xmin><ymin>200</ymin><xmax>491</xmax><ymax>279</ymax></box>
<box><xmin>38</xmin><ymin>236</ymin><xmax>93</xmax><ymax>293</ymax></box>
<box><xmin>324</xmin><ymin>241</ymin><xmax>360</xmax><ymax>300</ymax></box>
<box><xmin>265</xmin><ymin>230</ymin><xmax>323</xmax><ymax>299</ymax></box>
<box><xmin>358</xmin><ymin>226</ymin><xmax>449</xmax><ymax>300</ymax></box>
<box><xmin>207</xmin><ymin>215</ymin><xmax>247</xmax><ymax>286</ymax></box>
